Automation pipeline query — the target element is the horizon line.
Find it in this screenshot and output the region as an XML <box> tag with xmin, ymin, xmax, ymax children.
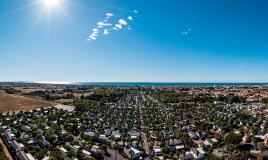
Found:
<box><xmin>1</xmin><ymin>81</ymin><xmax>268</xmax><ymax>85</ymax></box>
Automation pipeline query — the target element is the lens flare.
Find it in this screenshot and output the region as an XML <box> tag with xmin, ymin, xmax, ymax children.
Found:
<box><xmin>42</xmin><ymin>0</ymin><xmax>60</xmax><ymax>9</ymax></box>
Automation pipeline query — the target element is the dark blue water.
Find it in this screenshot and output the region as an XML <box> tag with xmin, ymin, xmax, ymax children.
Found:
<box><xmin>76</xmin><ymin>82</ymin><xmax>268</xmax><ymax>87</ymax></box>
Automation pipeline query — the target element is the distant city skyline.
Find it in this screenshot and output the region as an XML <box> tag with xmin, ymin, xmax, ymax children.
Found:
<box><xmin>0</xmin><ymin>0</ymin><xmax>268</xmax><ymax>82</ymax></box>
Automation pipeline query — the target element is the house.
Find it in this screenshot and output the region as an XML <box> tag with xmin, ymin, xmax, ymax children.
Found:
<box><xmin>0</xmin><ymin>125</ymin><xmax>8</xmax><ymax>132</ymax></box>
<box><xmin>204</xmin><ymin>138</ymin><xmax>214</xmax><ymax>147</ymax></box>
<box><xmin>111</xmin><ymin>130</ymin><xmax>121</xmax><ymax>139</ymax></box>
<box><xmin>16</xmin><ymin>151</ymin><xmax>30</xmax><ymax>160</ymax></box>
<box><xmin>188</xmin><ymin>131</ymin><xmax>198</xmax><ymax>139</ymax></box>
<box><xmin>10</xmin><ymin>140</ymin><xmax>24</xmax><ymax>152</ymax></box>
<box><xmin>20</xmin><ymin>126</ymin><xmax>32</xmax><ymax>132</ymax></box>
<box><xmin>127</xmin><ymin>130</ymin><xmax>140</xmax><ymax>139</ymax></box>
<box><xmin>98</xmin><ymin>134</ymin><xmax>108</xmax><ymax>143</ymax></box>
<box><xmin>161</xmin><ymin>130</ymin><xmax>174</xmax><ymax>138</ymax></box>
<box><xmin>26</xmin><ymin>153</ymin><xmax>35</xmax><ymax>160</ymax></box>
<box><xmin>169</xmin><ymin>139</ymin><xmax>184</xmax><ymax>152</ymax></box>
<box><xmin>153</xmin><ymin>146</ymin><xmax>162</xmax><ymax>156</ymax></box>
<box><xmin>211</xmin><ymin>138</ymin><xmax>218</xmax><ymax>144</ymax></box>
<box><xmin>84</xmin><ymin>131</ymin><xmax>96</xmax><ymax>137</ymax></box>
<box><xmin>82</xmin><ymin>149</ymin><xmax>92</xmax><ymax>158</ymax></box>
<box><xmin>89</xmin><ymin>147</ymin><xmax>104</xmax><ymax>160</ymax></box>
<box><xmin>182</xmin><ymin>151</ymin><xmax>194</xmax><ymax>160</ymax></box>
<box><xmin>59</xmin><ymin>147</ymin><xmax>68</xmax><ymax>155</ymax></box>
<box><xmin>190</xmin><ymin>148</ymin><xmax>198</xmax><ymax>158</ymax></box>
<box><xmin>26</xmin><ymin>139</ymin><xmax>38</xmax><ymax>145</ymax></box>
<box><xmin>67</xmin><ymin>143</ymin><xmax>80</xmax><ymax>152</ymax></box>
<box><xmin>3</xmin><ymin>130</ymin><xmax>15</xmax><ymax>143</ymax></box>
<box><xmin>39</xmin><ymin>139</ymin><xmax>52</xmax><ymax>149</ymax></box>
<box><xmin>124</xmin><ymin>146</ymin><xmax>141</xmax><ymax>159</ymax></box>
<box><xmin>197</xmin><ymin>147</ymin><xmax>206</xmax><ymax>158</ymax></box>
<box><xmin>213</xmin><ymin>132</ymin><xmax>222</xmax><ymax>140</ymax></box>
<box><xmin>197</xmin><ymin>131</ymin><xmax>207</xmax><ymax>140</ymax></box>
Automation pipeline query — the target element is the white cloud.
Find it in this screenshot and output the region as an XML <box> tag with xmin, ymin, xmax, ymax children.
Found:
<box><xmin>104</xmin><ymin>29</ymin><xmax>109</xmax><ymax>35</ymax></box>
<box><xmin>92</xmin><ymin>28</ymin><xmax>99</xmax><ymax>32</ymax></box>
<box><xmin>97</xmin><ymin>21</ymin><xmax>105</xmax><ymax>26</ymax></box>
<box><xmin>115</xmin><ymin>24</ymin><xmax>122</xmax><ymax>29</ymax></box>
<box><xmin>87</xmin><ymin>10</ymin><xmax>139</xmax><ymax>41</ymax></box>
<box><xmin>106</xmin><ymin>13</ymin><xmax>113</xmax><ymax>17</ymax></box>
<box><xmin>91</xmin><ymin>32</ymin><xmax>98</xmax><ymax>37</ymax></box>
<box><xmin>119</xmin><ymin>19</ymin><xmax>127</xmax><ymax>25</ymax></box>
<box><xmin>88</xmin><ymin>35</ymin><xmax>97</xmax><ymax>41</ymax></box>
<box><xmin>128</xmin><ymin>16</ymin><xmax>133</xmax><ymax>21</ymax></box>
<box><xmin>97</xmin><ymin>21</ymin><xmax>112</xmax><ymax>27</ymax></box>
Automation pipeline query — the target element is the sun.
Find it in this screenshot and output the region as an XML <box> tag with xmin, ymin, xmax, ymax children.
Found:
<box><xmin>42</xmin><ymin>0</ymin><xmax>61</xmax><ymax>9</ymax></box>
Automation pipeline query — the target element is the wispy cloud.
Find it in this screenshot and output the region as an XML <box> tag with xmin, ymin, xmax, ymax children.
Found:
<box><xmin>87</xmin><ymin>10</ymin><xmax>139</xmax><ymax>41</ymax></box>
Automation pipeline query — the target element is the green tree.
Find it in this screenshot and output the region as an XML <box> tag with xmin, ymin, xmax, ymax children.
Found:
<box><xmin>262</xmin><ymin>97</ymin><xmax>268</xmax><ymax>106</ymax></box>
<box><xmin>225</xmin><ymin>133</ymin><xmax>242</xmax><ymax>145</ymax></box>
<box><xmin>35</xmin><ymin>149</ymin><xmax>47</xmax><ymax>160</ymax></box>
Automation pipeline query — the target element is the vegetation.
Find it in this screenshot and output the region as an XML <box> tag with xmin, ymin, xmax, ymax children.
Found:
<box><xmin>262</xmin><ymin>97</ymin><xmax>268</xmax><ymax>106</ymax></box>
<box><xmin>150</xmin><ymin>91</ymin><xmax>215</xmax><ymax>103</ymax></box>
<box><xmin>217</xmin><ymin>94</ymin><xmax>246</xmax><ymax>104</ymax></box>
<box><xmin>74</xmin><ymin>99</ymin><xmax>101</xmax><ymax>112</ymax></box>
<box><xmin>0</xmin><ymin>144</ymin><xmax>8</xmax><ymax>160</ymax></box>
<box><xmin>84</xmin><ymin>88</ymin><xmax>128</xmax><ymax>103</ymax></box>
<box><xmin>225</xmin><ymin>133</ymin><xmax>242</xmax><ymax>146</ymax></box>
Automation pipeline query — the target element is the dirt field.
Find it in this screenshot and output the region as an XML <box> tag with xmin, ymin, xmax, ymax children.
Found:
<box><xmin>0</xmin><ymin>138</ymin><xmax>13</xmax><ymax>160</ymax></box>
<box><xmin>0</xmin><ymin>92</ymin><xmax>55</xmax><ymax>112</ymax></box>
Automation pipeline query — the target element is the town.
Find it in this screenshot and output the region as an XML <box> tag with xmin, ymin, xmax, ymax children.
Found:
<box><xmin>0</xmin><ymin>83</ymin><xmax>268</xmax><ymax>160</ymax></box>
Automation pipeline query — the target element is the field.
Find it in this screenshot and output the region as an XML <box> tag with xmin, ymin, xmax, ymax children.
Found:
<box><xmin>0</xmin><ymin>91</ymin><xmax>55</xmax><ymax>112</ymax></box>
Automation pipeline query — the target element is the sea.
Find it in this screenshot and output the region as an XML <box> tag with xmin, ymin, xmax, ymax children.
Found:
<box><xmin>75</xmin><ymin>82</ymin><xmax>268</xmax><ymax>87</ymax></box>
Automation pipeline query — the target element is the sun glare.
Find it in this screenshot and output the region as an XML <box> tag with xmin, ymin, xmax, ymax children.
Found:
<box><xmin>42</xmin><ymin>0</ymin><xmax>61</xmax><ymax>9</ymax></box>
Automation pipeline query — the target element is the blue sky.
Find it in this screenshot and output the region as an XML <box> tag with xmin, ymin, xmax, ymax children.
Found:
<box><xmin>0</xmin><ymin>0</ymin><xmax>268</xmax><ymax>82</ymax></box>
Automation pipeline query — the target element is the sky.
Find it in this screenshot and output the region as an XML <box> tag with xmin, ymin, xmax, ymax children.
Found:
<box><xmin>0</xmin><ymin>0</ymin><xmax>268</xmax><ymax>82</ymax></box>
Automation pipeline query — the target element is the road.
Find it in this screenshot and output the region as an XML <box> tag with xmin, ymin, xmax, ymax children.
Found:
<box><xmin>139</xmin><ymin>95</ymin><xmax>150</xmax><ymax>155</ymax></box>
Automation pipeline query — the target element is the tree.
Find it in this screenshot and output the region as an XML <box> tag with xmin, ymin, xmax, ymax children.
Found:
<box><xmin>240</xmin><ymin>151</ymin><xmax>250</xmax><ymax>160</ymax></box>
<box><xmin>0</xmin><ymin>144</ymin><xmax>8</xmax><ymax>160</ymax></box>
<box><xmin>262</xmin><ymin>97</ymin><xmax>268</xmax><ymax>106</ymax></box>
<box><xmin>77</xmin><ymin>149</ymin><xmax>84</xmax><ymax>159</ymax></box>
<box><xmin>35</xmin><ymin>149</ymin><xmax>47</xmax><ymax>160</ymax></box>
<box><xmin>206</xmin><ymin>152</ymin><xmax>219</xmax><ymax>160</ymax></box>
<box><xmin>128</xmin><ymin>150</ymin><xmax>134</xmax><ymax>157</ymax></box>
<box><xmin>225</xmin><ymin>133</ymin><xmax>242</xmax><ymax>146</ymax></box>
<box><xmin>50</xmin><ymin>149</ymin><xmax>64</xmax><ymax>160</ymax></box>
<box><xmin>67</xmin><ymin>150</ymin><xmax>76</xmax><ymax>158</ymax></box>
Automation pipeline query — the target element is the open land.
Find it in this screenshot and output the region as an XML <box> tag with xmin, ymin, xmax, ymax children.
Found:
<box><xmin>0</xmin><ymin>91</ymin><xmax>55</xmax><ymax>112</ymax></box>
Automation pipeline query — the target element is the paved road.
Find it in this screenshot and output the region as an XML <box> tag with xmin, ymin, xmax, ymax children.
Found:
<box><xmin>139</xmin><ymin>96</ymin><xmax>150</xmax><ymax>155</ymax></box>
<box><xmin>141</xmin><ymin>131</ymin><xmax>149</xmax><ymax>155</ymax></box>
